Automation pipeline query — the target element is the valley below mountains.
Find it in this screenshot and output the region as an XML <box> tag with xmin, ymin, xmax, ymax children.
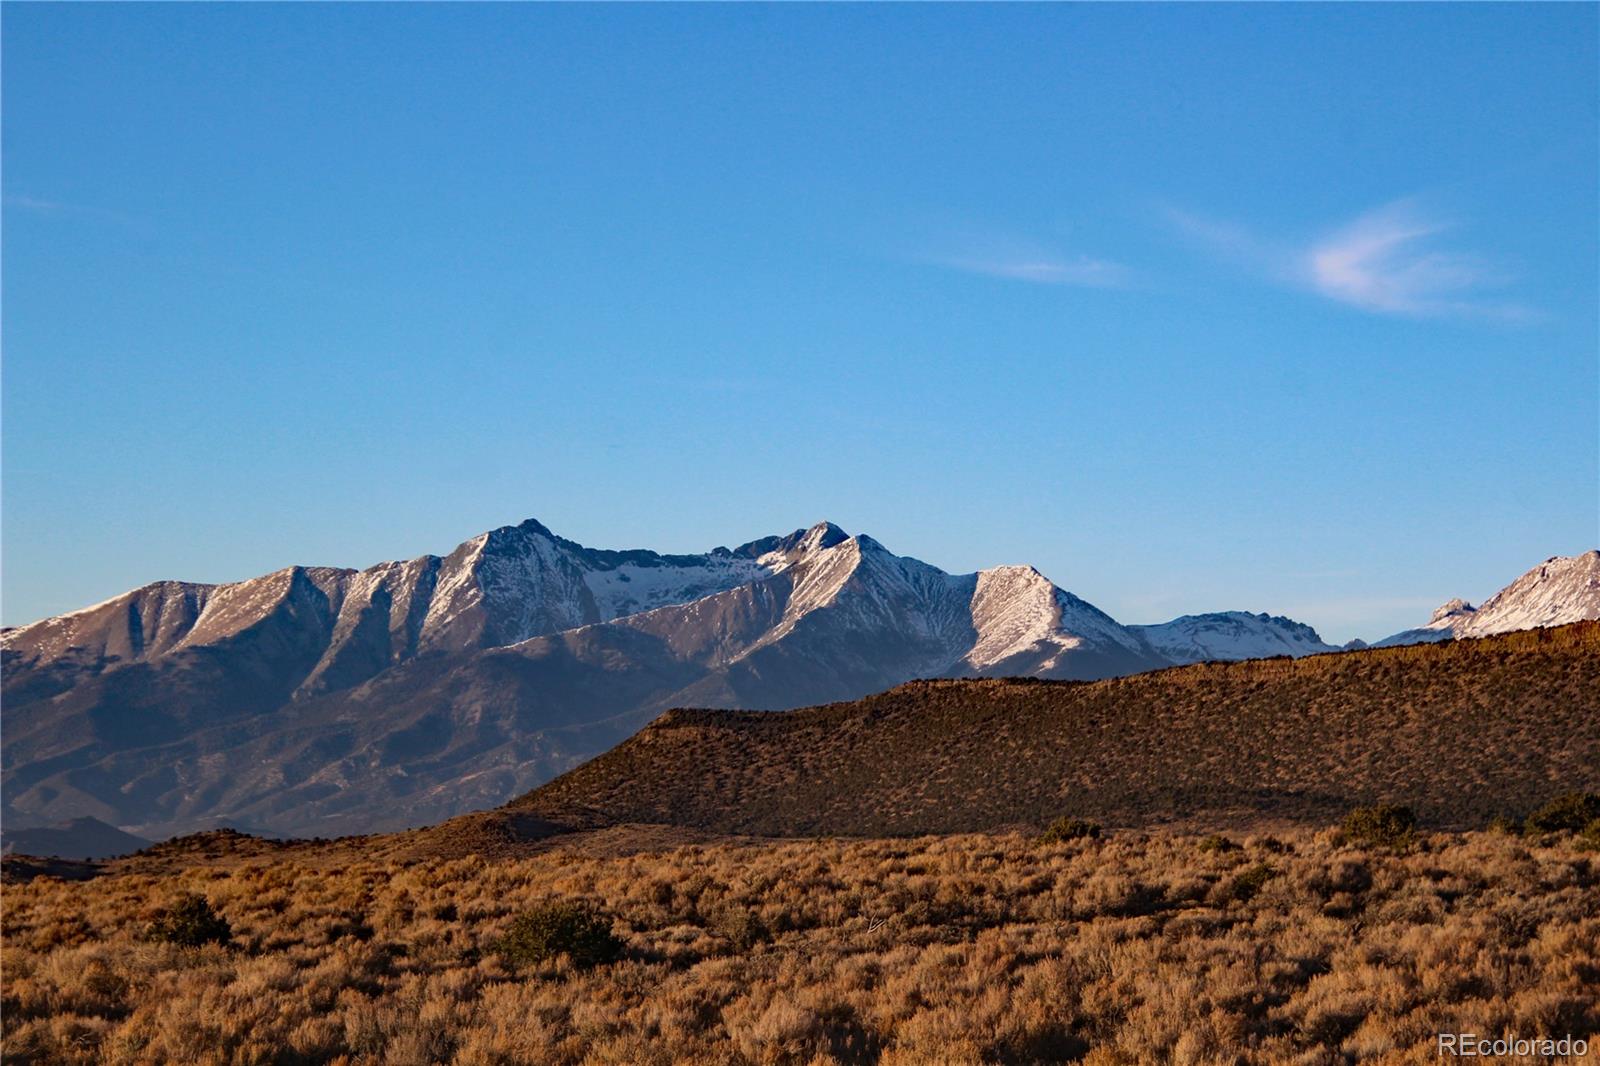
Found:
<box><xmin>3</xmin><ymin>518</ymin><xmax>1597</xmax><ymax>842</ymax></box>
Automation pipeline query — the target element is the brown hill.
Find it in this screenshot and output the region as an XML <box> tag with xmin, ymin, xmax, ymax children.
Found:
<box><xmin>514</xmin><ymin>622</ymin><xmax>1600</xmax><ymax>835</ymax></box>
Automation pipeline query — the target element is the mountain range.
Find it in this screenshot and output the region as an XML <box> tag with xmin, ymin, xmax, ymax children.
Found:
<box><xmin>3</xmin><ymin>518</ymin><xmax>1595</xmax><ymax>842</ymax></box>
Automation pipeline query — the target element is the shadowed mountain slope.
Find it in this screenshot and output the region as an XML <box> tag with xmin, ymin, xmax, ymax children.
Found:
<box><xmin>0</xmin><ymin>816</ymin><xmax>151</xmax><ymax>861</ymax></box>
<box><xmin>514</xmin><ymin>623</ymin><xmax>1600</xmax><ymax>836</ymax></box>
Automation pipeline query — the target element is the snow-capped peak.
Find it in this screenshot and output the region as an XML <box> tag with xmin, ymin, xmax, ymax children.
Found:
<box><xmin>1376</xmin><ymin>550</ymin><xmax>1599</xmax><ymax>647</ymax></box>
<box><xmin>793</xmin><ymin>521</ymin><xmax>851</xmax><ymax>556</ymax></box>
<box><xmin>1458</xmin><ymin>550</ymin><xmax>1600</xmax><ymax>637</ymax></box>
<box><xmin>961</xmin><ymin>565</ymin><xmax>1158</xmax><ymax>673</ymax></box>
<box><xmin>964</xmin><ymin>565</ymin><xmax>1066</xmax><ymax>669</ymax></box>
<box><xmin>1132</xmin><ymin>611</ymin><xmax>1339</xmax><ymax>662</ymax></box>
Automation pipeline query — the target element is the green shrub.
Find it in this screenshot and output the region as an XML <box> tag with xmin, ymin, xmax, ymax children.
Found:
<box><xmin>1488</xmin><ymin>813</ymin><xmax>1523</xmax><ymax>835</ymax></box>
<box><xmin>1221</xmin><ymin>862</ymin><xmax>1276</xmax><ymax>903</ymax></box>
<box><xmin>143</xmin><ymin>894</ymin><xmax>231</xmax><ymax>948</ymax></box>
<box><xmin>495</xmin><ymin>902</ymin><xmax>623</xmax><ymax>971</ymax></box>
<box><xmin>713</xmin><ymin>907</ymin><xmax>768</xmax><ymax>951</ymax></box>
<box><xmin>1578</xmin><ymin>819</ymin><xmax>1600</xmax><ymax>853</ymax></box>
<box><xmin>1039</xmin><ymin>817</ymin><xmax>1102</xmax><ymax>844</ymax></box>
<box><xmin>1341</xmin><ymin>804</ymin><xmax>1417</xmax><ymax>849</ymax></box>
<box><xmin>1525</xmin><ymin>792</ymin><xmax>1600</xmax><ymax>835</ymax></box>
<box><xmin>1197</xmin><ymin>834</ymin><xmax>1240</xmax><ymax>853</ymax></box>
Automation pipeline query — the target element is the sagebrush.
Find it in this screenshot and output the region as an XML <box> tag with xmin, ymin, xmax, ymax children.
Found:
<box><xmin>495</xmin><ymin>902</ymin><xmax>623</xmax><ymax>971</ymax></box>
<box><xmin>4</xmin><ymin>827</ymin><xmax>1598</xmax><ymax>1064</ymax></box>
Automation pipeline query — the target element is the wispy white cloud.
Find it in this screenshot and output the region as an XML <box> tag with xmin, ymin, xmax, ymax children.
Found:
<box><xmin>1305</xmin><ymin>202</ymin><xmax>1521</xmax><ymax>317</ymax></box>
<box><xmin>1170</xmin><ymin>198</ymin><xmax>1536</xmax><ymax>321</ymax></box>
<box><xmin>4</xmin><ymin>194</ymin><xmax>70</xmax><ymax>213</ymax></box>
<box><xmin>3</xmin><ymin>194</ymin><xmax>141</xmax><ymax>227</ymax></box>
<box><xmin>916</xmin><ymin>222</ymin><xmax>1130</xmax><ymax>289</ymax></box>
<box><xmin>938</xmin><ymin>253</ymin><xmax>1129</xmax><ymax>288</ymax></box>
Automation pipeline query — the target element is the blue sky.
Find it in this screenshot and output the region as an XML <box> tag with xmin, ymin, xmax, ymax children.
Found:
<box><xmin>3</xmin><ymin>4</ymin><xmax>1596</xmax><ymax>642</ymax></box>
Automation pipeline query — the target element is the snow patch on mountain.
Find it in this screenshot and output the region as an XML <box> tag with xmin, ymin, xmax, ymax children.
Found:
<box><xmin>764</xmin><ymin>532</ymin><xmax>873</xmax><ymax>640</ymax></box>
<box><xmin>418</xmin><ymin>533</ymin><xmax>491</xmax><ymax>642</ymax></box>
<box><xmin>583</xmin><ymin>556</ymin><xmax>775</xmax><ymax>620</ymax></box>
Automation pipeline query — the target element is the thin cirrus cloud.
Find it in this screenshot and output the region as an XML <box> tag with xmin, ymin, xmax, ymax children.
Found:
<box><xmin>4</xmin><ymin>194</ymin><xmax>72</xmax><ymax>212</ymax></box>
<box><xmin>3</xmin><ymin>193</ymin><xmax>142</xmax><ymax>227</ymax></box>
<box><xmin>918</xmin><ymin>225</ymin><xmax>1131</xmax><ymax>289</ymax></box>
<box><xmin>937</xmin><ymin>253</ymin><xmax>1130</xmax><ymax>288</ymax></box>
<box><xmin>1306</xmin><ymin>203</ymin><xmax>1518</xmax><ymax>317</ymax></box>
<box><xmin>1170</xmin><ymin>199</ymin><xmax>1536</xmax><ymax>322</ymax></box>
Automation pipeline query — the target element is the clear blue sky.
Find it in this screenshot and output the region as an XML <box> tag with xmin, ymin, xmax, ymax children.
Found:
<box><xmin>3</xmin><ymin>4</ymin><xmax>1596</xmax><ymax>643</ymax></box>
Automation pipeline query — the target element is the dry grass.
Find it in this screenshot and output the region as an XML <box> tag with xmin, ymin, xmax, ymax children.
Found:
<box><xmin>4</xmin><ymin>826</ymin><xmax>1598</xmax><ymax>1064</ymax></box>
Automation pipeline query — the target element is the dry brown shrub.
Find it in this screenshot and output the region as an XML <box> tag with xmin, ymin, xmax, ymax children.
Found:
<box><xmin>3</xmin><ymin>828</ymin><xmax>1598</xmax><ymax>1064</ymax></box>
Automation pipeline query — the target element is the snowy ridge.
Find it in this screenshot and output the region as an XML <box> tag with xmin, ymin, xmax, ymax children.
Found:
<box><xmin>0</xmin><ymin>519</ymin><xmax>803</xmax><ymax>682</ymax></box>
<box><xmin>718</xmin><ymin>527</ymin><xmax>979</xmax><ymax>671</ymax></box>
<box><xmin>1053</xmin><ymin>589</ymin><xmax>1155</xmax><ymax>656</ymax></box>
<box><xmin>418</xmin><ymin>533</ymin><xmax>490</xmax><ymax>644</ymax></box>
<box><xmin>837</xmin><ymin>535</ymin><xmax>978</xmax><ymax>648</ymax></box>
<box><xmin>961</xmin><ymin>566</ymin><xmax>1156</xmax><ymax>672</ymax></box>
<box><xmin>566</xmin><ymin>523</ymin><xmax>1162</xmax><ymax>685</ymax></box>
<box><xmin>1133</xmin><ymin>612</ymin><xmax>1339</xmax><ymax>662</ymax></box>
<box><xmin>964</xmin><ymin>566</ymin><xmax>1070</xmax><ymax>670</ymax></box>
<box><xmin>177</xmin><ymin>567</ymin><xmax>340</xmax><ymax>651</ymax></box>
<box><xmin>721</xmin><ymin>530</ymin><xmax>1163</xmax><ymax>679</ymax></box>
<box><xmin>760</xmin><ymin>526</ymin><xmax>872</xmax><ymax>640</ymax></box>
<box><xmin>1372</xmin><ymin>599</ymin><xmax>1475</xmax><ymax>648</ymax></box>
<box><xmin>9</xmin><ymin>519</ymin><xmax>1592</xmax><ymax>676</ymax></box>
<box><xmin>0</xmin><ymin>581</ymin><xmax>215</xmax><ymax>662</ymax></box>
<box><xmin>1459</xmin><ymin>551</ymin><xmax>1600</xmax><ymax>636</ymax></box>
<box><xmin>1376</xmin><ymin>551</ymin><xmax>1600</xmax><ymax>647</ymax></box>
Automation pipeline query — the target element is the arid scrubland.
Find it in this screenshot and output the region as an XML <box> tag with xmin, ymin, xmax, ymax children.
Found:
<box><xmin>519</xmin><ymin>626</ymin><xmax>1600</xmax><ymax>838</ymax></box>
<box><xmin>4</xmin><ymin>827</ymin><xmax>1598</xmax><ymax>1065</ymax></box>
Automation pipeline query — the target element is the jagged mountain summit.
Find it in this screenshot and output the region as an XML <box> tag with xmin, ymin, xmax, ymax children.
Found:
<box><xmin>1376</xmin><ymin>551</ymin><xmax>1600</xmax><ymax>647</ymax></box>
<box><xmin>1</xmin><ymin>517</ymin><xmax>806</xmax><ymax>695</ymax></box>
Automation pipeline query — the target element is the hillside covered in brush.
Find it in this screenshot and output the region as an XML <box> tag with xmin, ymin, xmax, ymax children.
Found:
<box><xmin>516</xmin><ymin>623</ymin><xmax>1600</xmax><ymax>836</ymax></box>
